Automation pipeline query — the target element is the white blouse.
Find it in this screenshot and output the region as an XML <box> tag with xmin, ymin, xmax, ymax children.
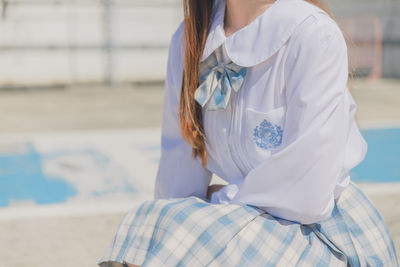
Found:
<box><xmin>154</xmin><ymin>0</ymin><xmax>368</xmax><ymax>224</ymax></box>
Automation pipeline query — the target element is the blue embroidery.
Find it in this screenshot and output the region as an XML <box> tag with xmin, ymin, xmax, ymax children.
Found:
<box><xmin>253</xmin><ymin>119</ymin><xmax>283</xmax><ymax>149</ymax></box>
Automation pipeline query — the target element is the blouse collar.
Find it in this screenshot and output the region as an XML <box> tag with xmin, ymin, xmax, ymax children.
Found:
<box><xmin>201</xmin><ymin>0</ymin><xmax>326</xmax><ymax>67</ymax></box>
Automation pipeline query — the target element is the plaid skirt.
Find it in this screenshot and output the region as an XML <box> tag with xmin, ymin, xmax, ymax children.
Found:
<box><xmin>98</xmin><ymin>182</ymin><xmax>399</xmax><ymax>266</ymax></box>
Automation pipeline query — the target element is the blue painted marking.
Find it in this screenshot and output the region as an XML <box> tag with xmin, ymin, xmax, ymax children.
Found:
<box><xmin>351</xmin><ymin>128</ymin><xmax>400</xmax><ymax>183</ymax></box>
<box><xmin>0</xmin><ymin>143</ymin><xmax>138</xmax><ymax>207</ymax></box>
<box><xmin>0</xmin><ymin>143</ymin><xmax>77</xmax><ymax>207</ymax></box>
<box><xmin>43</xmin><ymin>148</ymin><xmax>137</xmax><ymax>196</ymax></box>
<box><xmin>0</xmin><ymin>128</ymin><xmax>398</xmax><ymax>208</ymax></box>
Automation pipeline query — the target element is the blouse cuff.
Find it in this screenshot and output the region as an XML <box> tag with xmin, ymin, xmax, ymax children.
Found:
<box><xmin>210</xmin><ymin>181</ymin><xmax>243</xmax><ymax>204</ymax></box>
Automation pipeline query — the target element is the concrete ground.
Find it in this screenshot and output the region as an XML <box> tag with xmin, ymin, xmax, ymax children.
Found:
<box><xmin>0</xmin><ymin>78</ymin><xmax>399</xmax><ymax>267</ymax></box>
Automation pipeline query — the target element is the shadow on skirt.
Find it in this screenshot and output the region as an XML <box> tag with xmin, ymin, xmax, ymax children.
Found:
<box><xmin>98</xmin><ymin>182</ymin><xmax>399</xmax><ymax>266</ymax></box>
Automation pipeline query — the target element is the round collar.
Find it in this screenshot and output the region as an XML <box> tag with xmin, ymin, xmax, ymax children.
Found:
<box><xmin>201</xmin><ymin>0</ymin><xmax>326</xmax><ymax>67</ymax></box>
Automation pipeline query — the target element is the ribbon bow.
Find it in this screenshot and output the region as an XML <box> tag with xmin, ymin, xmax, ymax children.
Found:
<box><xmin>194</xmin><ymin>45</ymin><xmax>247</xmax><ymax>110</ymax></box>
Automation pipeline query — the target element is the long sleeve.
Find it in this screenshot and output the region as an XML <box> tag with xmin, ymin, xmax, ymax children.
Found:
<box><xmin>222</xmin><ymin>15</ymin><xmax>366</xmax><ymax>224</ymax></box>
<box><xmin>154</xmin><ymin>23</ymin><xmax>213</xmax><ymax>200</ymax></box>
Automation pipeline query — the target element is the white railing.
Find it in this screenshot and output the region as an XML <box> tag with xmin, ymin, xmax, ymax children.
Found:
<box><xmin>0</xmin><ymin>0</ymin><xmax>183</xmax><ymax>87</ymax></box>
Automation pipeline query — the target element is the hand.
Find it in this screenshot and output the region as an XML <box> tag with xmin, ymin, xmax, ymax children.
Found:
<box><xmin>206</xmin><ymin>184</ymin><xmax>225</xmax><ymax>200</ymax></box>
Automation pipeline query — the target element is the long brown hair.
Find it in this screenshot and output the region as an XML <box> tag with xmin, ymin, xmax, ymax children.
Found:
<box><xmin>179</xmin><ymin>0</ymin><xmax>336</xmax><ymax>167</ymax></box>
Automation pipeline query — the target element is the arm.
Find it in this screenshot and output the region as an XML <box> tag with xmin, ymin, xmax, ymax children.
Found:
<box><xmin>154</xmin><ymin>23</ymin><xmax>212</xmax><ymax>200</ymax></box>
<box><xmin>217</xmin><ymin>15</ymin><xmax>364</xmax><ymax>224</ymax></box>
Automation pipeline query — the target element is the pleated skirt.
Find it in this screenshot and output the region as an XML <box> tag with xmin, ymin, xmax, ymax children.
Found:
<box><xmin>98</xmin><ymin>182</ymin><xmax>399</xmax><ymax>267</ymax></box>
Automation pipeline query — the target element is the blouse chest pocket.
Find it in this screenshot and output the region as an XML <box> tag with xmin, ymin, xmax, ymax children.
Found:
<box><xmin>243</xmin><ymin>106</ymin><xmax>286</xmax><ymax>168</ymax></box>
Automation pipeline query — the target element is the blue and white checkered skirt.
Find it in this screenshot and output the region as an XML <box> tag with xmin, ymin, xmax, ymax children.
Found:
<box><xmin>98</xmin><ymin>182</ymin><xmax>399</xmax><ymax>266</ymax></box>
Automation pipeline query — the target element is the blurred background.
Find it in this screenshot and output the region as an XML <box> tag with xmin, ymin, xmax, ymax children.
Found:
<box><xmin>0</xmin><ymin>0</ymin><xmax>398</xmax><ymax>266</ymax></box>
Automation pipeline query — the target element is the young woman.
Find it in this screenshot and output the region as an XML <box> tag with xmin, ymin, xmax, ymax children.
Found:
<box><xmin>98</xmin><ymin>0</ymin><xmax>399</xmax><ymax>266</ymax></box>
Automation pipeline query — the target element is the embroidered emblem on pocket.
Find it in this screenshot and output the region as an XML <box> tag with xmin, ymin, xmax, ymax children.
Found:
<box><xmin>253</xmin><ymin>119</ymin><xmax>283</xmax><ymax>149</ymax></box>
